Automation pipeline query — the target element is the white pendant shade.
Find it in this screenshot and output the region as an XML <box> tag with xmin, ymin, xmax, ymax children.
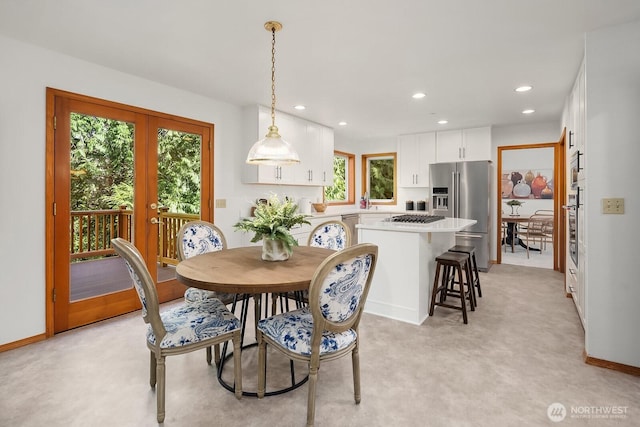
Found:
<box><xmin>246</xmin><ymin>125</ymin><xmax>300</xmax><ymax>165</ymax></box>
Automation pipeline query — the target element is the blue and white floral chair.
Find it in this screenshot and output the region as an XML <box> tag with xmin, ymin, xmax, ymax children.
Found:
<box><xmin>177</xmin><ymin>220</ymin><xmax>237</xmax><ymax>306</ymax></box>
<box><xmin>257</xmin><ymin>243</ymin><xmax>378</xmax><ymax>427</ymax></box>
<box><xmin>177</xmin><ymin>220</ymin><xmax>243</xmax><ymax>366</ymax></box>
<box><xmin>111</xmin><ymin>238</ymin><xmax>242</xmax><ymax>423</ymax></box>
<box><xmin>307</xmin><ymin>219</ymin><xmax>351</xmax><ymax>250</ymax></box>
<box><xmin>274</xmin><ymin>220</ymin><xmax>353</xmax><ymax>313</ymax></box>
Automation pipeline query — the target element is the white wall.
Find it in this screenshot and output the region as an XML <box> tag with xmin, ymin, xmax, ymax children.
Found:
<box><xmin>583</xmin><ymin>20</ymin><xmax>640</xmax><ymax>367</ymax></box>
<box><xmin>0</xmin><ymin>35</ymin><xmax>321</xmax><ymax>345</ymax></box>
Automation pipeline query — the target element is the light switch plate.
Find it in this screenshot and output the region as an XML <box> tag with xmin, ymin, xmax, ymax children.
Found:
<box><xmin>602</xmin><ymin>198</ymin><xmax>624</xmax><ymax>214</ymax></box>
<box><xmin>215</xmin><ymin>199</ymin><xmax>226</xmax><ymax>208</ymax></box>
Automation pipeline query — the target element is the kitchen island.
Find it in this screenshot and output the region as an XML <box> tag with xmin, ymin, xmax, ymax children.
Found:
<box><xmin>357</xmin><ymin>217</ymin><xmax>477</xmax><ymax>325</ymax></box>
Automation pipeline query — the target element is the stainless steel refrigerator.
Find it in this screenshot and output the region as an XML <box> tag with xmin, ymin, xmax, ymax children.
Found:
<box><xmin>430</xmin><ymin>160</ymin><xmax>492</xmax><ymax>271</ymax></box>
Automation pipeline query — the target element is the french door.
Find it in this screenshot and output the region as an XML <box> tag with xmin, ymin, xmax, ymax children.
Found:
<box><xmin>46</xmin><ymin>88</ymin><xmax>213</xmax><ymax>333</ymax></box>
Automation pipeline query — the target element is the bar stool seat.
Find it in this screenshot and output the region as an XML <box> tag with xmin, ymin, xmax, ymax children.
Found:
<box><xmin>448</xmin><ymin>245</ymin><xmax>482</xmax><ymax>301</ymax></box>
<box><xmin>429</xmin><ymin>251</ymin><xmax>475</xmax><ymax>324</ymax></box>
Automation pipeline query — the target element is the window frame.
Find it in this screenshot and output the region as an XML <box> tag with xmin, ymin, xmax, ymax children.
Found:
<box><xmin>361</xmin><ymin>152</ymin><xmax>397</xmax><ymax>206</ymax></box>
<box><xmin>325</xmin><ymin>150</ymin><xmax>355</xmax><ymax>205</ymax></box>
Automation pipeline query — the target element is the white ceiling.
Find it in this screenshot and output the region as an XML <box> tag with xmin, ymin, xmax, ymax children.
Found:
<box><xmin>2</xmin><ymin>0</ymin><xmax>640</xmax><ymax>142</ymax></box>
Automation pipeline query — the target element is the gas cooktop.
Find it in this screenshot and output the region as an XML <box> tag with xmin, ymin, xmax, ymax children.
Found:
<box><xmin>390</xmin><ymin>214</ymin><xmax>445</xmax><ymax>224</ymax></box>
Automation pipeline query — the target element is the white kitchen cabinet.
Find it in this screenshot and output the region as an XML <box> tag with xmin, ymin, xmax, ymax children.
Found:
<box><xmin>398</xmin><ymin>132</ymin><xmax>436</xmax><ymax>187</ymax></box>
<box><xmin>565</xmin><ymin>60</ymin><xmax>586</xmax><ymax>327</ymax></box>
<box><xmin>242</xmin><ymin>105</ymin><xmax>334</xmax><ymax>186</ymax></box>
<box><xmin>298</xmin><ymin>123</ymin><xmax>334</xmax><ymax>186</ymax></box>
<box><xmin>320</xmin><ymin>126</ymin><xmax>335</xmax><ymax>186</ymax></box>
<box><xmin>567</xmin><ymin>62</ymin><xmax>585</xmax><ymax>155</ymax></box>
<box><xmin>435</xmin><ymin>127</ymin><xmax>491</xmax><ymax>163</ymax></box>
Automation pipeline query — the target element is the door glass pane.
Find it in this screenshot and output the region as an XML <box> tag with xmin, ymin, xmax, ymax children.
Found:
<box><xmin>156</xmin><ymin>128</ymin><xmax>201</xmax><ymax>283</ymax></box>
<box><xmin>69</xmin><ymin>113</ymin><xmax>134</xmax><ymax>301</ymax></box>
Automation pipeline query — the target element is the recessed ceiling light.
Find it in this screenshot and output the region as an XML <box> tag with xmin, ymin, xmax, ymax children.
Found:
<box><xmin>522</xmin><ymin>109</ymin><xmax>535</xmax><ymax>114</ymax></box>
<box><xmin>338</xmin><ymin>121</ymin><xmax>347</xmax><ymax>126</ymax></box>
<box><xmin>294</xmin><ymin>105</ymin><xmax>306</xmax><ymax>110</ymax></box>
<box><xmin>412</xmin><ymin>93</ymin><xmax>426</xmax><ymax>99</ymax></box>
<box><xmin>515</xmin><ymin>85</ymin><xmax>533</xmax><ymax>92</ymax></box>
<box><xmin>437</xmin><ymin>120</ymin><xmax>448</xmax><ymax>125</ymax></box>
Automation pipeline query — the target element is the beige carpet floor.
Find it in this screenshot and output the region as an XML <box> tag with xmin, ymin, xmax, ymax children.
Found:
<box><xmin>502</xmin><ymin>245</ymin><xmax>553</xmax><ymax>269</ymax></box>
<box><xmin>1</xmin><ymin>264</ymin><xmax>638</xmax><ymax>426</ymax></box>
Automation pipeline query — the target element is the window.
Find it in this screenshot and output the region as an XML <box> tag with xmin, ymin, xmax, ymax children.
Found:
<box><xmin>324</xmin><ymin>150</ymin><xmax>355</xmax><ymax>205</ymax></box>
<box><xmin>362</xmin><ymin>152</ymin><xmax>396</xmax><ymax>205</ymax></box>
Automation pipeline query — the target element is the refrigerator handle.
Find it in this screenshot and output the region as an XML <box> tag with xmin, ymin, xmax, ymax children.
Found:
<box><xmin>451</xmin><ymin>171</ymin><xmax>456</xmax><ymax>217</ymax></box>
<box><xmin>456</xmin><ymin>171</ymin><xmax>461</xmax><ymax>218</ymax></box>
<box><xmin>452</xmin><ymin>171</ymin><xmax>458</xmax><ymax>218</ymax></box>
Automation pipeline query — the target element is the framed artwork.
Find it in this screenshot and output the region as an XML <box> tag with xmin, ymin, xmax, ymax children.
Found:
<box><xmin>501</xmin><ymin>169</ymin><xmax>553</xmax><ymax>199</ymax></box>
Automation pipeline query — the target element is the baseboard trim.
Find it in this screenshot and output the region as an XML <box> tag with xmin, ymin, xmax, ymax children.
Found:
<box><xmin>584</xmin><ymin>349</ymin><xmax>640</xmax><ymax>376</ymax></box>
<box><xmin>0</xmin><ymin>333</ymin><xmax>46</xmax><ymax>353</ymax></box>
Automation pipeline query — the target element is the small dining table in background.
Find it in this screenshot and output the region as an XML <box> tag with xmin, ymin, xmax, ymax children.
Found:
<box><xmin>175</xmin><ymin>245</ymin><xmax>335</xmax><ymax>397</ymax></box>
<box><xmin>502</xmin><ymin>215</ymin><xmax>541</xmax><ymax>253</ymax></box>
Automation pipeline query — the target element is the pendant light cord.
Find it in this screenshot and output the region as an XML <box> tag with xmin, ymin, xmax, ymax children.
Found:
<box><xmin>271</xmin><ymin>27</ymin><xmax>276</xmax><ymax>128</ymax></box>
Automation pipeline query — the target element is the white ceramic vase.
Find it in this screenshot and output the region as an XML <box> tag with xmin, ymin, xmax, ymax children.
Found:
<box><xmin>262</xmin><ymin>238</ymin><xmax>290</xmax><ymax>262</ymax></box>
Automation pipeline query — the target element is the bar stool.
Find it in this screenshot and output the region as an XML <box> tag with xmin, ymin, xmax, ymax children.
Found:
<box><xmin>448</xmin><ymin>245</ymin><xmax>482</xmax><ymax>301</ymax></box>
<box><xmin>429</xmin><ymin>252</ymin><xmax>475</xmax><ymax>324</ymax></box>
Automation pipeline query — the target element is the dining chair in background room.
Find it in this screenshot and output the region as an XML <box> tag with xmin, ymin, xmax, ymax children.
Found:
<box><xmin>110</xmin><ymin>238</ymin><xmax>242</xmax><ymax>423</ymax></box>
<box><xmin>523</xmin><ymin>214</ymin><xmax>554</xmax><ymax>258</ymax></box>
<box><xmin>501</xmin><ymin>210</ymin><xmax>509</xmax><ymax>253</ymax></box>
<box><xmin>257</xmin><ymin>243</ymin><xmax>378</xmax><ymax>427</ymax></box>
<box><xmin>533</xmin><ymin>210</ymin><xmax>554</xmax><ymax>250</ymax></box>
<box><xmin>534</xmin><ymin>209</ymin><xmax>554</xmax><ymax>216</ymax></box>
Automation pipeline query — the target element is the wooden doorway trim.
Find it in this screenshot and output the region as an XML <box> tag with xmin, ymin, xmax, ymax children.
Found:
<box><xmin>496</xmin><ymin>139</ymin><xmax>565</xmax><ymax>272</ymax></box>
<box><xmin>45</xmin><ymin>87</ymin><xmax>214</xmax><ymax>337</ymax></box>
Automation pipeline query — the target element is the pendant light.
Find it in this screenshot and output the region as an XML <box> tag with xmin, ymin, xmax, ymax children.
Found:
<box><xmin>246</xmin><ymin>21</ymin><xmax>300</xmax><ymax>165</ymax></box>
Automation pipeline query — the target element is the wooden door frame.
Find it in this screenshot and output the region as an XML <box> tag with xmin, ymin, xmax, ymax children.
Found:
<box><xmin>496</xmin><ymin>135</ymin><xmax>566</xmax><ymax>272</ymax></box>
<box><xmin>45</xmin><ymin>88</ymin><xmax>214</xmax><ymax>337</ymax></box>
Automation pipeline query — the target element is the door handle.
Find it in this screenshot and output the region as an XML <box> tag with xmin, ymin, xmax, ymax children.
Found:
<box><xmin>150</xmin><ymin>217</ymin><xmax>162</xmax><ymax>225</ymax></box>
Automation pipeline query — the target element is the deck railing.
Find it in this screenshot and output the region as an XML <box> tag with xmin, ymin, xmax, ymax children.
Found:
<box><xmin>70</xmin><ymin>206</ymin><xmax>198</xmax><ymax>265</ymax></box>
<box><xmin>157</xmin><ymin>208</ymin><xmax>199</xmax><ymax>266</ymax></box>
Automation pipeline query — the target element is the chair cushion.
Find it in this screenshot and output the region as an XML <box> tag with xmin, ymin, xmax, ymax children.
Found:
<box><xmin>257</xmin><ymin>307</ymin><xmax>357</xmax><ymax>356</ymax></box>
<box><xmin>147</xmin><ymin>298</ymin><xmax>240</xmax><ymax>349</ymax></box>
<box><xmin>309</xmin><ymin>224</ymin><xmax>347</xmax><ymax>251</ymax></box>
<box><xmin>184</xmin><ymin>287</ymin><xmax>237</xmax><ymax>305</ymax></box>
<box><xmin>184</xmin><ymin>287</ymin><xmax>217</xmax><ymax>302</ymax></box>
<box><xmin>181</xmin><ymin>224</ymin><xmax>224</xmax><ymax>259</ymax></box>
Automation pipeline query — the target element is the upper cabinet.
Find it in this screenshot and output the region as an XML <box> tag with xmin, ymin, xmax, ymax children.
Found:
<box><xmin>242</xmin><ymin>105</ymin><xmax>334</xmax><ymax>186</ymax></box>
<box><xmin>298</xmin><ymin>123</ymin><xmax>334</xmax><ymax>186</ymax></box>
<box><xmin>398</xmin><ymin>132</ymin><xmax>436</xmax><ymax>187</ymax></box>
<box><xmin>567</xmin><ymin>62</ymin><xmax>585</xmax><ymax>155</ymax></box>
<box><xmin>435</xmin><ymin>127</ymin><xmax>491</xmax><ymax>163</ymax></box>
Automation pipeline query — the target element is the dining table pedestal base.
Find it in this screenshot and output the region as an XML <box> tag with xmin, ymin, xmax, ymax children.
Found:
<box><xmin>216</xmin><ymin>293</ymin><xmax>310</xmax><ymax>397</ymax></box>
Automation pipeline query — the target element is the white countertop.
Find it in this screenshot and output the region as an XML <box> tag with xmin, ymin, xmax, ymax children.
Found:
<box><xmin>356</xmin><ymin>217</ymin><xmax>477</xmax><ymax>233</ymax></box>
<box><xmin>306</xmin><ymin>208</ymin><xmax>428</xmax><ymax>218</ymax></box>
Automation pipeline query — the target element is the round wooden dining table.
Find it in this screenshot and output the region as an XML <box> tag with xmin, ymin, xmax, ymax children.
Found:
<box><xmin>175</xmin><ymin>245</ymin><xmax>335</xmax><ymax>397</ymax></box>
<box><xmin>176</xmin><ymin>245</ymin><xmax>335</xmax><ymax>294</ymax></box>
